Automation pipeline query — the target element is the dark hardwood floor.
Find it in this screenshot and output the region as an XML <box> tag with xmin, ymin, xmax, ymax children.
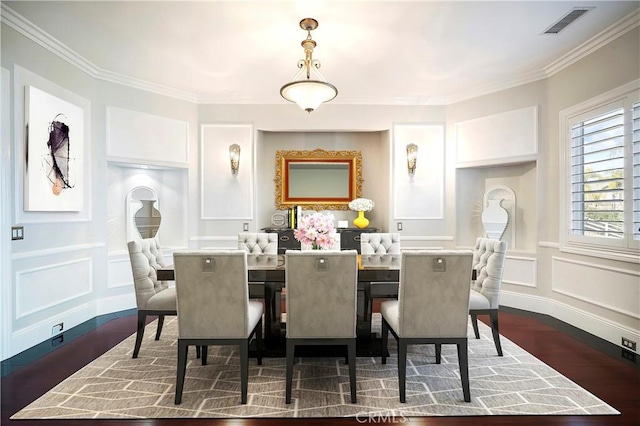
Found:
<box><xmin>2</xmin><ymin>307</ymin><xmax>638</xmax><ymax>426</ymax></box>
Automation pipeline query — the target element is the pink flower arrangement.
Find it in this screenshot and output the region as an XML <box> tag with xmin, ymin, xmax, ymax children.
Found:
<box><xmin>293</xmin><ymin>212</ymin><xmax>337</xmax><ymax>250</ymax></box>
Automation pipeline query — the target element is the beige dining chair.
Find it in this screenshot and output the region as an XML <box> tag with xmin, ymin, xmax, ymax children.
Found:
<box><xmin>127</xmin><ymin>238</ymin><xmax>176</xmax><ymax>359</ymax></box>
<box><xmin>173</xmin><ymin>251</ymin><xmax>263</xmax><ymax>405</ymax></box>
<box><xmin>238</xmin><ymin>232</ymin><xmax>281</xmax><ymax>333</ymax></box>
<box><xmin>237</xmin><ymin>232</ymin><xmax>278</xmax><ymax>254</ymax></box>
<box><xmin>381</xmin><ymin>250</ymin><xmax>473</xmax><ymax>403</ymax></box>
<box><xmin>470</xmin><ymin>237</ymin><xmax>508</xmax><ymax>356</ymax></box>
<box><xmin>360</xmin><ymin>233</ymin><xmax>401</xmax><ymax>255</ymax></box>
<box><xmin>360</xmin><ymin>232</ymin><xmax>401</xmax><ymax>318</ymax></box>
<box><xmin>284</xmin><ymin>250</ymin><xmax>359</xmax><ymax>404</ymax></box>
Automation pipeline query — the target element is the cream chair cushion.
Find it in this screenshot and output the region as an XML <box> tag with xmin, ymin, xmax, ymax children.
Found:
<box><xmin>238</xmin><ymin>232</ymin><xmax>278</xmax><ymax>254</ymax></box>
<box><xmin>360</xmin><ymin>233</ymin><xmax>401</xmax><ymax>255</ymax></box>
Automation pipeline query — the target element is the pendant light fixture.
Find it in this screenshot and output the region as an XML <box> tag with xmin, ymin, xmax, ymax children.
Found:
<box><xmin>280</xmin><ymin>18</ymin><xmax>338</xmax><ymax>113</ymax></box>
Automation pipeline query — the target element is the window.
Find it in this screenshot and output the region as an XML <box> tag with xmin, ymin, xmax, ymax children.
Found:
<box><xmin>560</xmin><ymin>81</ymin><xmax>639</xmax><ymax>262</ymax></box>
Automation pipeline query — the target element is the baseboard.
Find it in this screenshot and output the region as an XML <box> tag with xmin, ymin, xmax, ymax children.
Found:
<box><xmin>501</xmin><ymin>290</ymin><xmax>639</xmax><ymax>355</ymax></box>
<box><xmin>6</xmin><ymin>293</ymin><xmax>135</xmax><ymax>361</ymax></box>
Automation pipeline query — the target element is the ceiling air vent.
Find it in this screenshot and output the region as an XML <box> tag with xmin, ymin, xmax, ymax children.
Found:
<box><xmin>543</xmin><ymin>7</ymin><xmax>594</xmax><ymax>34</ymax></box>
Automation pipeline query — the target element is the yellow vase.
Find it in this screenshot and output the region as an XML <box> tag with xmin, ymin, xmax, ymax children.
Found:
<box><xmin>353</xmin><ymin>210</ymin><xmax>369</xmax><ymax>229</ymax></box>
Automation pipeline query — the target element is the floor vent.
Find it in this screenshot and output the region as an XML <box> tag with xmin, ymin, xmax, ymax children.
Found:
<box><xmin>543</xmin><ymin>7</ymin><xmax>594</xmax><ymax>34</ymax></box>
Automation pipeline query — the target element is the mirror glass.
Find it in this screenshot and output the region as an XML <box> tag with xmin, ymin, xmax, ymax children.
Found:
<box><xmin>275</xmin><ymin>148</ymin><xmax>363</xmax><ymax>210</ymax></box>
<box><xmin>126</xmin><ymin>186</ymin><xmax>161</xmax><ymax>240</ymax></box>
<box><xmin>134</xmin><ymin>199</ymin><xmax>162</xmax><ymax>238</ymax></box>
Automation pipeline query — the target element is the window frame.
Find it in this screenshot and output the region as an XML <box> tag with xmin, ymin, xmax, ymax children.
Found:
<box><xmin>559</xmin><ymin>80</ymin><xmax>640</xmax><ymax>263</ymax></box>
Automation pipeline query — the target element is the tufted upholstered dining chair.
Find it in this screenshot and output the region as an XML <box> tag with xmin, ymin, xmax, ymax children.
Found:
<box><xmin>237</xmin><ymin>232</ymin><xmax>278</xmax><ymax>254</ymax></box>
<box><xmin>238</xmin><ymin>232</ymin><xmax>281</xmax><ymax>333</ymax></box>
<box><xmin>127</xmin><ymin>238</ymin><xmax>177</xmax><ymax>359</ymax></box>
<box><xmin>173</xmin><ymin>251</ymin><xmax>263</xmax><ymax>405</ymax></box>
<box><xmin>360</xmin><ymin>232</ymin><xmax>401</xmax><ymax>319</ymax></box>
<box><xmin>470</xmin><ymin>237</ymin><xmax>508</xmax><ymax>356</ymax></box>
<box><xmin>285</xmin><ymin>250</ymin><xmax>359</xmax><ymax>404</ymax></box>
<box><xmin>360</xmin><ymin>233</ymin><xmax>401</xmax><ymax>255</ymax></box>
<box><xmin>381</xmin><ymin>250</ymin><xmax>473</xmax><ymax>403</ymax></box>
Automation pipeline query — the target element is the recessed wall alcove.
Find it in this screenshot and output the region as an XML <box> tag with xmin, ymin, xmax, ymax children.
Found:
<box><xmin>455</xmin><ymin>162</ymin><xmax>537</xmax><ymax>252</ymax></box>
<box><xmin>255</xmin><ymin>130</ymin><xmax>391</xmax><ymax>231</ymax></box>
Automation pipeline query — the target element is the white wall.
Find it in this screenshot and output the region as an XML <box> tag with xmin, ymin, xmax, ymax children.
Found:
<box><xmin>1</xmin><ymin>19</ymin><xmax>638</xmax><ymax>359</ymax></box>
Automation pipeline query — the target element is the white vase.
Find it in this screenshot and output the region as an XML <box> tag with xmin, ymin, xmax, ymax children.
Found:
<box><xmin>481</xmin><ymin>199</ymin><xmax>508</xmax><ymax>240</ymax></box>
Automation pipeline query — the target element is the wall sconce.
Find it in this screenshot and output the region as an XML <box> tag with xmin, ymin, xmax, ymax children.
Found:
<box><xmin>229</xmin><ymin>144</ymin><xmax>240</xmax><ymax>176</ymax></box>
<box><xmin>406</xmin><ymin>143</ymin><xmax>418</xmax><ymax>176</ymax></box>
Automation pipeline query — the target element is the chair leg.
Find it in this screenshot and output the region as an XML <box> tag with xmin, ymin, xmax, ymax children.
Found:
<box><xmin>256</xmin><ymin>318</ymin><xmax>263</xmax><ymax>366</ymax></box>
<box><xmin>201</xmin><ymin>346</ymin><xmax>208</xmax><ymax>366</ymax></box>
<box><xmin>348</xmin><ymin>339</ymin><xmax>357</xmax><ymax>403</ymax></box>
<box><xmin>381</xmin><ymin>318</ymin><xmax>389</xmax><ymax>365</ymax></box>
<box><xmin>457</xmin><ymin>339</ymin><xmax>471</xmax><ymax>402</ymax></box>
<box><xmin>489</xmin><ymin>310</ymin><xmax>503</xmax><ymax>356</ymax></box>
<box><xmin>398</xmin><ymin>339</ymin><xmax>407</xmax><ymax>403</ymax></box>
<box><xmin>240</xmin><ymin>340</ymin><xmax>249</xmax><ymax>404</ymax></box>
<box><xmin>174</xmin><ymin>340</ymin><xmax>188</xmax><ymax>404</ymax></box>
<box><xmin>470</xmin><ymin>313</ymin><xmax>480</xmax><ymax>339</ymax></box>
<box><xmin>435</xmin><ymin>343</ymin><xmax>442</xmax><ymax>364</ymax></box>
<box><xmin>285</xmin><ymin>339</ymin><xmax>295</xmax><ymax>404</ymax></box>
<box><xmin>132</xmin><ymin>312</ymin><xmax>146</xmax><ymax>359</ymax></box>
<box><xmin>155</xmin><ymin>315</ymin><xmax>165</xmax><ymax>340</ymax></box>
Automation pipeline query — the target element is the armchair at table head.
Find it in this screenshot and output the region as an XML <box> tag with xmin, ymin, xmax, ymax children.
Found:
<box><xmin>127</xmin><ymin>238</ymin><xmax>176</xmax><ymax>359</ymax></box>
<box><xmin>360</xmin><ymin>233</ymin><xmax>401</xmax><ymax>255</ymax></box>
<box><xmin>380</xmin><ymin>250</ymin><xmax>473</xmax><ymax>403</ymax></box>
<box><xmin>173</xmin><ymin>251</ymin><xmax>263</xmax><ymax>405</ymax></box>
<box><xmin>284</xmin><ymin>250</ymin><xmax>359</xmax><ymax>404</ymax></box>
<box><xmin>469</xmin><ymin>237</ymin><xmax>508</xmax><ymax>356</ymax></box>
<box><xmin>238</xmin><ymin>232</ymin><xmax>278</xmax><ymax>254</ymax></box>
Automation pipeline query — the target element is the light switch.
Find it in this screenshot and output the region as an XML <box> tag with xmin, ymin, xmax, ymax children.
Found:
<box><xmin>243</xmin><ymin>223</ymin><xmax>249</xmax><ymax>231</ymax></box>
<box><xmin>397</xmin><ymin>222</ymin><xmax>403</xmax><ymax>231</ymax></box>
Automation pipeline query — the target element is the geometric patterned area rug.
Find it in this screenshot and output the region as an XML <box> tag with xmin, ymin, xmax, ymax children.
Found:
<box><xmin>12</xmin><ymin>315</ymin><xmax>619</xmax><ymax>419</ymax></box>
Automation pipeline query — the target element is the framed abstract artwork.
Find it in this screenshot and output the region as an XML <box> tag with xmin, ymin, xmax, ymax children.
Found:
<box><xmin>25</xmin><ymin>85</ymin><xmax>85</xmax><ymax>211</ymax></box>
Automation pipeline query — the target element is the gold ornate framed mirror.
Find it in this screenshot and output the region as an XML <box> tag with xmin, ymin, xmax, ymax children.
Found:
<box><xmin>275</xmin><ymin>148</ymin><xmax>363</xmax><ymax>210</ymax></box>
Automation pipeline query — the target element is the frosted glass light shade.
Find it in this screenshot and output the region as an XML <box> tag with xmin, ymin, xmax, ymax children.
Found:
<box><xmin>280</xmin><ymin>80</ymin><xmax>338</xmax><ymax>113</ymax></box>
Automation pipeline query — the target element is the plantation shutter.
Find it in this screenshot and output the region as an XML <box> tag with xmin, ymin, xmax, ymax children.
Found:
<box><xmin>570</xmin><ymin>108</ymin><xmax>625</xmax><ymax>239</ymax></box>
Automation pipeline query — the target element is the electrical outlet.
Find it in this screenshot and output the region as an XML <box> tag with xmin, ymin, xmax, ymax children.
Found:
<box><xmin>621</xmin><ymin>348</ymin><xmax>636</xmax><ymax>363</ymax></box>
<box><xmin>243</xmin><ymin>223</ymin><xmax>249</xmax><ymax>232</ymax></box>
<box><xmin>11</xmin><ymin>226</ymin><xmax>24</xmax><ymax>240</ymax></box>
<box><xmin>397</xmin><ymin>222</ymin><xmax>403</xmax><ymax>231</ymax></box>
<box><xmin>622</xmin><ymin>337</ymin><xmax>636</xmax><ymax>351</ymax></box>
<box><xmin>51</xmin><ymin>335</ymin><xmax>64</xmax><ymax>347</ymax></box>
<box><xmin>52</xmin><ymin>322</ymin><xmax>64</xmax><ymax>336</ymax></box>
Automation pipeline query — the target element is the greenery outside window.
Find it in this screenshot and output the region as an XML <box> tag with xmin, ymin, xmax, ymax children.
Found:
<box><xmin>560</xmin><ymin>81</ymin><xmax>639</xmax><ymax>263</ymax></box>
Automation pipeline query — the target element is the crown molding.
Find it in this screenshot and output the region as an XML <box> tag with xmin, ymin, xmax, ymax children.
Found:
<box><xmin>0</xmin><ymin>3</ymin><xmax>198</xmax><ymax>103</ymax></box>
<box><xmin>544</xmin><ymin>10</ymin><xmax>639</xmax><ymax>77</ymax></box>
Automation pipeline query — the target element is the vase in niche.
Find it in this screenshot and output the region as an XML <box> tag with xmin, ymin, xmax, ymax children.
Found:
<box><xmin>134</xmin><ymin>200</ymin><xmax>162</xmax><ymax>238</ymax></box>
<box><xmin>481</xmin><ymin>198</ymin><xmax>508</xmax><ymax>240</ymax></box>
<box><xmin>353</xmin><ymin>211</ymin><xmax>369</xmax><ymax>229</ymax></box>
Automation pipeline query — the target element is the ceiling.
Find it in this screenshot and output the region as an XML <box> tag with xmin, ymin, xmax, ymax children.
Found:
<box><xmin>2</xmin><ymin>1</ymin><xmax>639</xmax><ymax>105</ymax></box>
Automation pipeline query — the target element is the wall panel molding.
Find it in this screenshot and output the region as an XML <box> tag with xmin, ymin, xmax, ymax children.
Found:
<box><xmin>503</xmin><ymin>255</ymin><xmax>537</xmax><ymax>288</ymax></box>
<box><xmin>11</xmin><ymin>242</ymin><xmax>105</xmax><ymax>261</ymax></box>
<box><xmin>15</xmin><ymin>258</ymin><xmax>93</xmax><ymax>319</ymax></box>
<box><xmin>552</xmin><ymin>256</ymin><xmax>640</xmax><ymax>320</ymax></box>
<box><xmin>455</xmin><ymin>106</ymin><xmax>538</xmax><ymax>167</ymax></box>
<box><xmin>106</xmin><ymin>106</ymin><xmax>189</xmax><ymax>167</ymax></box>
<box><xmin>201</xmin><ymin>124</ymin><xmax>254</xmax><ymax>220</ymax></box>
<box><xmin>392</xmin><ymin>123</ymin><xmax>445</xmax><ymax>220</ymax></box>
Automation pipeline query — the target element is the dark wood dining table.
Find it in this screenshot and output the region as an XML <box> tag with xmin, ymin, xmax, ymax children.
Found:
<box><xmin>157</xmin><ymin>253</ymin><xmax>401</xmax><ymax>355</ymax></box>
